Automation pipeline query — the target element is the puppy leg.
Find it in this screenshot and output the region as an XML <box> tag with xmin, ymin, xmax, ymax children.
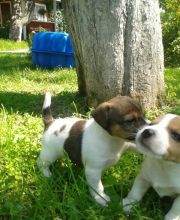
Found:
<box><xmin>164</xmin><ymin>196</ymin><xmax>180</xmax><ymax>220</ymax></box>
<box><xmin>85</xmin><ymin>166</ymin><xmax>110</xmax><ymax>206</ymax></box>
<box><xmin>124</xmin><ymin>142</ymin><xmax>137</xmax><ymax>152</ymax></box>
<box><xmin>37</xmin><ymin>147</ymin><xmax>61</xmax><ymax>177</ymax></box>
<box><xmin>123</xmin><ymin>174</ymin><xmax>150</xmax><ymax>213</ymax></box>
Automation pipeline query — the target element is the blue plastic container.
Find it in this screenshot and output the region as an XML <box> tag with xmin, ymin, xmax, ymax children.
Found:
<box><xmin>32</xmin><ymin>32</ymin><xmax>75</xmax><ymax>68</ymax></box>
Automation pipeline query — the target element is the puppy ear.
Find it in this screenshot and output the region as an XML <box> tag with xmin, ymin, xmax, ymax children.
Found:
<box><xmin>92</xmin><ymin>103</ymin><xmax>110</xmax><ymax>129</ymax></box>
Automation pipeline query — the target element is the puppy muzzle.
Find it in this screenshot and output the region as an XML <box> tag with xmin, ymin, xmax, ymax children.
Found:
<box><xmin>141</xmin><ymin>129</ymin><xmax>155</xmax><ymax>139</ymax></box>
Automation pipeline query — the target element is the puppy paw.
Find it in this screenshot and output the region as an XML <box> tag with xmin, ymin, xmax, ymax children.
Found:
<box><xmin>122</xmin><ymin>197</ymin><xmax>134</xmax><ymax>213</ymax></box>
<box><xmin>37</xmin><ymin>158</ymin><xmax>52</xmax><ymax>177</ymax></box>
<box><xmin>94</xmin><ymin>193</ymin><xmax>110</xmax><ymax>206</ymax></box>
<box><xmin>102</xmin><ymin>193</ymin><xmax>110</xmax><ymax>202</ymax></box>
<box><xmin>42</xmin><ymin>169</ymin><xmax>52</xmax><ymax>177</ymax></box>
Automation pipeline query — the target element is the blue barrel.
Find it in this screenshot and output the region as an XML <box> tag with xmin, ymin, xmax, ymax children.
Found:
<box><xmin>32</xmin><ymin>32</ymin><xmax>75</xmax><ymax>68</ymax></box>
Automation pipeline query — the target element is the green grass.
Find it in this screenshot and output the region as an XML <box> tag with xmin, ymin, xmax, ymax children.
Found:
<box><xmin>0</xmin><ymin>39</ymin><xmax>29</xmax><ymax>51</ymax></box>
<box><xmin>0</xmin><ymin>52</ymin><xmax>179</xmax><ymax>220</ymax></box>
<box><xmin>164</xmin><ymin>68</ymin><xmax>180</xmax><ymax>114</ymax></box>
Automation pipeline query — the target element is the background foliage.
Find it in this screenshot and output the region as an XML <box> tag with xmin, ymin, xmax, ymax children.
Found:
<box><xmin>0</xmin><ymin>1</ymin><xmax>179</xmax><ymax>67</ymax></box>
<box><xmin>0</xmin><ymin>21</ymin><xmax>10</xmax><ymax>39</ymax></box>
<box><xmin>160</xmin><ymin>0</ymin><xmax>180</xmax><ymax>66</ymax></box>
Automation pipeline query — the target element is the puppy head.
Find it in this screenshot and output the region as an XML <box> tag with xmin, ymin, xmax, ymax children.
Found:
<box><xmin>136</xmin><ymin>114</ymin><xmax>180</xmax><ymax>163</ymax></box>
<box><xmin>92</xmin><ymin>96</ymin><xmax>146</xmax><ymax>140</ymax></box>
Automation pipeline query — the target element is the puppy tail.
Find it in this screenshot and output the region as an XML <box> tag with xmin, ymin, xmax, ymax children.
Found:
<box><xmin>42</xmin><ymin>92</ymin><xmax>54</xmax><ymax>129</ymax></box>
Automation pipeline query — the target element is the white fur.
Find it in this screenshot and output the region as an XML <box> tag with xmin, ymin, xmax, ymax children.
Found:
<box><xmin>43</xmin><ymin>92</ymin><xmax>51</xmax><ymax>109</ymax></box>
<box><xmin>136</xmin><ymin>114</ymin><xmax>176</xmax><ymax>158</ymax></box>
<box><xmin>123</xmin><ymin>114</ymin><xmax>180</xmax><ymax>220</ymax></box>
<box><xmin>38</xmin><ymin>117</ymin><xmax>131</xmax><ymax>206</ymax></box>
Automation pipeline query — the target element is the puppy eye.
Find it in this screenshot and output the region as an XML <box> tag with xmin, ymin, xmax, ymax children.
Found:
<box><xmin>125</xmin><ymin>118</ymin><xmax>135</xmax><ymax>123</ymax></box>
<box><xmin>171</xmin><ymin>131</ymin><xmax>180</xmax><ymax>142</ymax></box>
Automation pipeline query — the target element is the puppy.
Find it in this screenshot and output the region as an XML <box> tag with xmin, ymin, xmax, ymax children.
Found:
<box><xmin>123</xmin><ymin>114</ymin><xmax>180</xmax><ymax>220</ymax></box>
<box><xmin>37</xmin><ymin>92</ymin><xmax>146</xmax><ymax>206</ymax></box>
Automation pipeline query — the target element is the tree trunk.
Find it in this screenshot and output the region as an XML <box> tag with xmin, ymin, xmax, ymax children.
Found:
<box><xmin>9</xmin><ymin>0</ymin><xmax>22</xmax><ymax>41</ymax></box>
<box><xmin>62</xmin><ymin>0</ymin><xmax>164</xmax><ymax>109</ymax></box>
<box><xmin>9</xmin><ymin>0</ymin><xmax>34</xmax><ymax>41</ymax></box>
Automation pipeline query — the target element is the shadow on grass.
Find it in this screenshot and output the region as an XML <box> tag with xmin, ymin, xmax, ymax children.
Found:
<box><xmin>0</xmin><ymin>53</ymin><xmax>71</xmax><ymax>75</ymax></box>
<box><xmin>0</xmin><ymin>91</ymin><xmax>87</xmax><ymax>116</ymax></box>
<box><xmin>0</xmin><ymin>53</ymin><xmax>57</xmax><ymax>74</ymax></box>
<box><xmin>0</xmin><ymin>54</ymin><xmax>32</xmax><ymax>73</ymax></box>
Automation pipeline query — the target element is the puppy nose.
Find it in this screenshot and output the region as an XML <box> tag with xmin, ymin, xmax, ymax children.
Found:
<box><xmin>141</xmin><ymin>129</ymin><xmax>155</xmax><ymax>139</ymax></box>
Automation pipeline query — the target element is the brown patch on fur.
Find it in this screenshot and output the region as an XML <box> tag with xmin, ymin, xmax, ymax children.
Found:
<box><xmin>64</xmin><ymin>120</ymin><xmax>86</xmax><ymax>166</ymax></box>
<box><xmin>110</xmin><ymin>124</ymin><xmax>130</xmax><ymax>139</ymax></box>
<box><xmin>53</xmin><ymin>125</ymin><xmax>66</xmax><ymax>136</ymax></box>
<box><xmin>91</xmin><ymin>102</ymin><xmax>110</xmax><ymax>129</ymax></box>
<box><xmin>44</xmin><ymin>118</ymin><xmax>54</xmax><ymax>130</ymax></box>
<box><xmin>164</xmin><ymin>116</ymin><xmax>180</xmax><ymax>162</ymax></box>
<box><xmin>92</xmin><ymin>96</ymin><xmax>145</xmax><ymax>138</ymax></box>
<box><xmin>42</xmin><ymin>106</ymin><xmax>54</xmax><ymax>130</ymax></box>
<box><xmin>60</xmin><ymin>124</ymin><xmax>66</xmax><ymax>132</ymax></box>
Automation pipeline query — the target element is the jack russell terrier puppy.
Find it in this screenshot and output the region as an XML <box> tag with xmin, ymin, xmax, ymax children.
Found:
<box><xmin>37</xmin><ymin>92</ymin><xmax>147</xmax><ymax>206</ymax></box>
<box><xmin>123</xmin><ymin>113</ymin><xmax>180</xmax><ymax>220</ymax></box>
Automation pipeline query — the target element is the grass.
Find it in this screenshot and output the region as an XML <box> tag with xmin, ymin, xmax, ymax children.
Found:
<box><xmin>164</xmin><ymin>68</ymin><xmax>180</xmax><ymax>114</ymax></box>
<box><xmin>0</xmin><ymin>48</ymin><xmax>179</xmax><ymax>219</ymax></box>
<box><xmin>0</xmin><ymin>39</ymin><xmax>29</xmax><ymax>51</ymax></box>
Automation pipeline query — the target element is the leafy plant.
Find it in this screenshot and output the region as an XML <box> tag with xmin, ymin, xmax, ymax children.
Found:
<box><xmin>28</xmin><ymin>27</ymin><xmax>48</xmax><ymax>48</ymax></box>
<box><xmin>55</xmin><ymin>10</ymin><xmax>67</xmax><ymax>32</ymax></box>
<box><xmin>44</xmin><ymin>0</ymin><xmax>53</xmax><ymax>12</ymax></box>
<box><xmin>160</xmin><ymin>0</ymin><xmax>180</xmax><ymax>66</ymax></box>
<box><xmin>38</xmin><ymin>8</ymin><xmax>47</xmax><ymax>15</ymax></box>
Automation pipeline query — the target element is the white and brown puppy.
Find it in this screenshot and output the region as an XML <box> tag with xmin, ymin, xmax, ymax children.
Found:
<box><xmin>123</xmin><ymin>114</ymin><xmax>180</xmax><ymax>220</ymax></box>
<box><xmin>37</xmin><ymin>92</ymin><xmax>146</xmax><ymax>206</ymax></box>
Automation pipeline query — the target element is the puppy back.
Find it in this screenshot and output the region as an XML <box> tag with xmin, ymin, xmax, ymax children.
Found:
<box><xmin>42</xmin><ymin>92</ymin><xmax>54</xmax><ymax>129</ymax></box>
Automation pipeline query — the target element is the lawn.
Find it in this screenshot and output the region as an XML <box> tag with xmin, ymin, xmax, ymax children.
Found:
<box><xmin>0</xmin><ymin>39</ymin><xmax>29</xmax><ymax>51</ymax></box>
<box><xmin>0</xmin><ymin>49</ymin><xmax>179</xmax><ymax>219</ymax></box>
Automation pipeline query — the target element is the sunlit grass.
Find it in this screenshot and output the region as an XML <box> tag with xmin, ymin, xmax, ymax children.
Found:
<box><xmin>165</xmin><ymin>67</ymin><xmax>180</xmax><ymax>114</ymax></box>
<box><xmin>0</xmin><ymin>39</ymin><xmax>29</xmax><ymax>51</ymax></box>
<box><xmin>0</xmin><ymin>52</ymin><xmax>179</xmax><ymax>219</ymax></box>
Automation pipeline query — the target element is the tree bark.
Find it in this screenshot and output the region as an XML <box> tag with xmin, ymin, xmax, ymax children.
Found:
<box><xmin>9</xmin><ymin>0</ymin><xmax>34</xmax><ymax>41</ymax></box>
<box><xmin>62</xmin><ymin>0</ymin><xmax>164</xmax><ymax>109</ymax></box>
<box><xmin>9</xmin><ymin>0</ymin><xmax>22</xmax><ymax>41</ymax></box>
